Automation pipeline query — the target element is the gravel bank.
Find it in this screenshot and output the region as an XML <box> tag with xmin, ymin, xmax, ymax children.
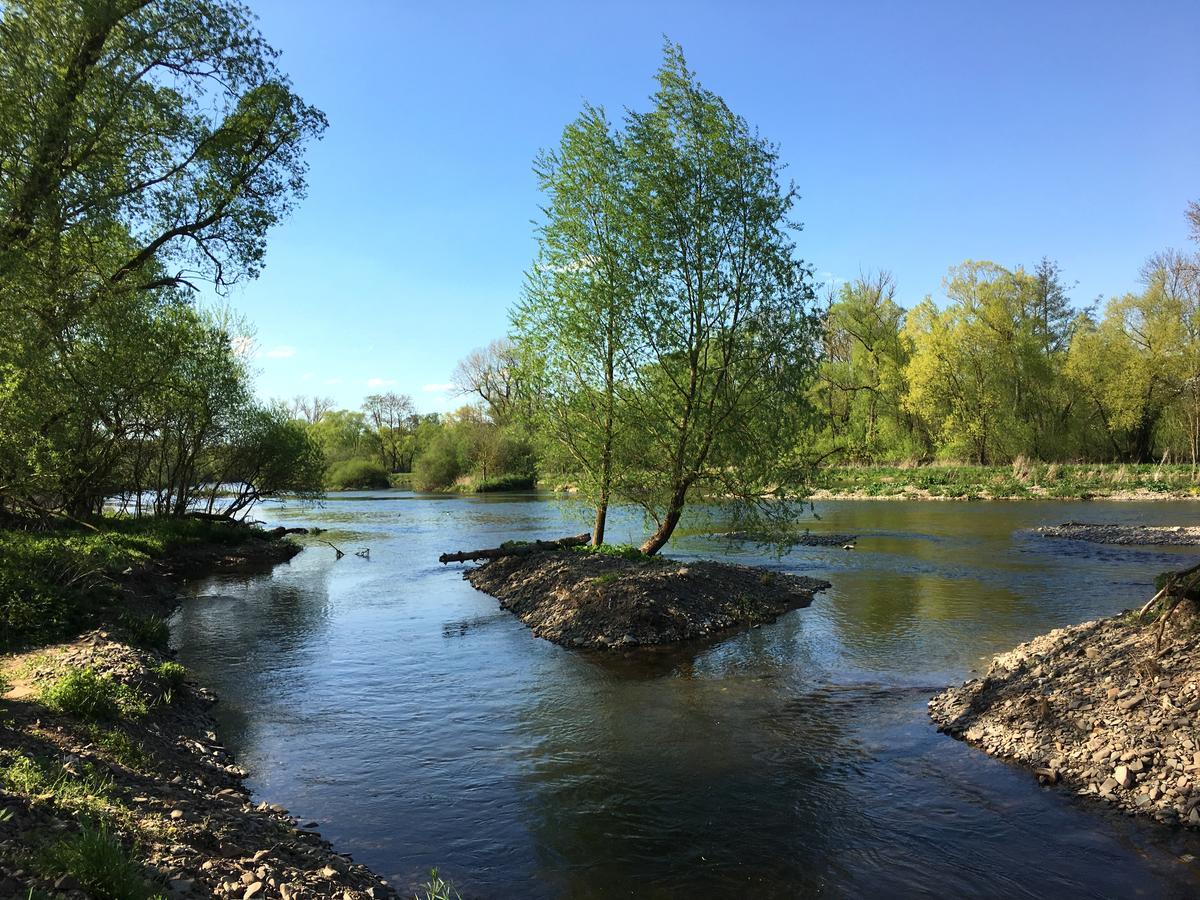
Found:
<box><xmin>465</xmin><ymin>549</ymin><xmax>829</xmax><ymax>649</ymax></box>
<box><xmin>929</xmin><ymin>601</ymin><xmax>1200</xmax><ymax>829</ymax></box>
<box><xmin>1035</xmin><ymin>523</ymin><xmax>1200</xmax><ymax>546</ymax></box>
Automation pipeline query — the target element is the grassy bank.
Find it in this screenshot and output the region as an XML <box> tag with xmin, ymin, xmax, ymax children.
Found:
<box><xmin>0</xmin><ymin>517</ymin><xmax>296</xmax><ymax>653</ymax></box>
<box><xmin>810</xmin><ymin>462</ymin><xmax>1200</xmax><ymax>500</ymax></box>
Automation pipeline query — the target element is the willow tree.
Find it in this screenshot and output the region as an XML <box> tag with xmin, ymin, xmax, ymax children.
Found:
<box><xmin>618</xmin><ymin>44</ymin><xmax>819</xmax><ymax>555</ymax></box>
<box><xmin>514</xmin><ymin>105</ymin><xmax>633</xmax><ymax>545</ymax></box>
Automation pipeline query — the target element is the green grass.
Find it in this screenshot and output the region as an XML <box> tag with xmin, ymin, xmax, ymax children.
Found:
<box><xmin>121</xmin><ymin>613</ymin><xmax>170</xmax><ymax>650</ymax></box>
<box><xmin>38</xmin><ymin>666</ymin><xmax>148</xmax><ymax>721</ymax></box>
<box><xmin>574</xmin><ymin>542</ymin><xmax>655</xmax><ymax>561</ymax></box>
<box><xmin>1</xmin><ymin>751</ymin><xmax>120</xmax><ymax>822</ymax></box>
<box><xmin>87</xmin><ymin>726</ymin><xmax>153</xmax><ymax>770</ymax></box>
<box><xmin>152</xmin><ymin>661</ymin><xmax>187</xmax><ymax>691</ymax></box>
<box><xmin>811</xmin><ymin>462</ymin><xmax>1200</xmax><ymax>500</ymax></box>
<box><xmin>415</xmin><ymin>868</ymin><xmax>462</xmax><ymax>900</ymax></box>
<box><xmin>38</xmin><ymin>821</ymin><xmax>162</xmax><ymax>900</ymax></box>
<box><xmin>0</xmin><ymin>516</ymin><xmax>270</xmax><ymax>651</ymax></box>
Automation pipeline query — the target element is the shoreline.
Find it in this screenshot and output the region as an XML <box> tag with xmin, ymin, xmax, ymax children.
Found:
<box><xmin>928</xmin><ymin>602</ymin><xmax>1200</xmax><ymax>830</ymax></box>
<box><xmin>1</xmin><ymin>527</ymin><xmax>399</xmax><ymax>899</ymax></box>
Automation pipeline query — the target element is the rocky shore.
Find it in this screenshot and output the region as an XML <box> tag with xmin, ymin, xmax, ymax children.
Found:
<box><xmin>929</xmin><ymin>599</ymin><xmax>1200</xmax><ymax>829</ymax></box>
<box><xmin>1</xmin><ymin>529</ymin><xmax>400</xmax><ymax>899</ymax></box>
<box><xmin>1035</xmin><ymin>523</ymin><xmax>1200</xmax><ymax>546</ymax></box>
<box><xmin>465</xmin><ymin>549</ymin><xmax>829</xmax><ymax>649</ymax></box>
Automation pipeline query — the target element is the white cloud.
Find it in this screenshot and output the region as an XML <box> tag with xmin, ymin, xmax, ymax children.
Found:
<box><xmin>421</xmin><ymin>382</ymin><xmax>454</xmax><ymax>393</ymax></box>
<box><xmin>366</xmin><ymin>377</ymin><xmax>396</xmax><ymax>388</ymax></box>
<box><xmin>264</xmin><ymin>345</ymin><xmax>297</xmax><ymax>359</ymax></box>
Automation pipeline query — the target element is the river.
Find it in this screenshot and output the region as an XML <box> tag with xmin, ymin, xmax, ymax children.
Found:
<box><xmin>172</xmin><ymin>494</ymin><xmax>1200</xmax><ymax>898</ymax></box>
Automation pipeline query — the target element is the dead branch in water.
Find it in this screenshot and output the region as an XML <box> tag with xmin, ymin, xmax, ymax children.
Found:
<box><xmin>439</xmin><ymin>532</ymin><xmax>590</xmax><ymax>564</ymax></box>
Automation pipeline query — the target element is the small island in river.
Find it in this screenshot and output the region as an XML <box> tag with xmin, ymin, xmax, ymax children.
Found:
<box><xmin>461</xmin><ymin>547</ymin><xmax>829</xmax><ymax>650</ymax></box>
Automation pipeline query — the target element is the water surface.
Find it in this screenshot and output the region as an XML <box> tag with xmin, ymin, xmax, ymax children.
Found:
<box><xmin>173</xmin><ymin>495</ymin><xmax>1200</xmax><ymax>897</ymax></box>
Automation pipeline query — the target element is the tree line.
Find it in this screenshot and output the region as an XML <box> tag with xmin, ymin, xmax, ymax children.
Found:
<box><xmin>0</xmin><ymin>0</ymin><xmax>327</xmax><ymax>523</ymax></box>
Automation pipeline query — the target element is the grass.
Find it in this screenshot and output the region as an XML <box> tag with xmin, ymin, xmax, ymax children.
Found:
<box><xmin>415</xmin><ymin>868</ymin><xmax>462</xmax><ymax>900</ymax></box>
<box><xmin>574</xmin><ymin>542</ymin><xmax>655</xmax><ymax>562</ymax></box>
<box><xmin>38</xmin><ymin>821</ymin><xmax>162</xmax><ymax>900</ymax></box>
<box><xmin>811</xmin><ymin>462</ymin><xmax>1200</xmax><ymax>500</ymax></box>
<box><xmin>121</xmin><ymin>613</ymin><xmax>171</xmax><ymax>650</ymax></box>
<box><xmin>87</xmin><ymin>726</ymin><xmax>153</xmax><ymax>770</ymax></box>
<box><xmin>39</xmin><ymin>666</ymin><xmax>148</xmax><ymax>721</ymax></box>
<box><xmin>1</xmin><ymin>751</ymin><xmax>120</xmax><ymax>822</ymax></box>
<box><xmin>0</xmin><ymin>515</ymin><xmax>267</xmax><ymax>651</ymax></box>
<box><xmin>152</xmin><ymin>661</ymin><xmax>187</xmax><ymax>691</ymax></box>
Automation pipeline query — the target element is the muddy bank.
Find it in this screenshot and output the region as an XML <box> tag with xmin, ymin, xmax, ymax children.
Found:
<box><xmin>465</xmin><ymin>550</ymin><xmax>829</xmax><ymax>649</ymax></box>
<box><xmin>1036</xmin><ymin>523</ymin><xmax>1200</xmax><ymax>546</ymax></box>
<box><xmin>1</xmin><ymin>631</ymin><xmax>396</xmax><ymax>899</ymax></box>
<box><xmin>929</xmin><ymin>603</ymin><xmax>1200</xmax><ymax>829</ymax></box>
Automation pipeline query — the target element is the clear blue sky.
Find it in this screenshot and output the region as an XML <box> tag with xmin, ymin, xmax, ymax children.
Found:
<box><xmin>224</xmin><ymin>0</ymin><xmax>1200</xmax><ymax>413</ymax></box>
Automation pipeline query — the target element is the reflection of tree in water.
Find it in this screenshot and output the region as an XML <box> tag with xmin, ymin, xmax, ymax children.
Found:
<box><xmin>510</xmin><ymin>659</ymin><xmax>866</xmax><ymax>898</ymax></box>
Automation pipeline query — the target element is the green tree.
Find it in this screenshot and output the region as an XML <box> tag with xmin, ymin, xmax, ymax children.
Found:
<box><xmin>617</xmin><ymin>44</ymin><xmax>819</xmax><ymax>555</ymax></box>
<box><xmin>515</xmin><ymin>104</ymin><xmax>633</xmax><ymax>544</ymax></box>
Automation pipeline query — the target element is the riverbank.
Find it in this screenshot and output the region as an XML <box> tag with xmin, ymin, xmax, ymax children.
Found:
<box><xmin>1035</xmin><ymin>523</ymin><xmax>1200</xmax><ymax>545</ymax></box>
<box><xmin>928</xmin><ymin>600</ymin><xmax>1200</xmax><ymax>829</ymax></box>
<box><xmin>0</xmin><ymin>522</ymin><xmax>400</xmax><ymax>899</ymax></box>
<box><xmin>808</xmin><ymin>463</ymin><xmax>1200</xmax><ymax>501</ymax></box>
<box><xmin>464</xmin><ymin>548</ymin><xmax>830</xmax><ymax>649</ymax></box>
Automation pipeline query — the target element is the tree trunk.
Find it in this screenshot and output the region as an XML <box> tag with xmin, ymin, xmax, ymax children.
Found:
<box><xmin>591</xmin><ymin>500</ymin><xmax>608</xmax><ymax>546</ymax></box>
<box><xmin>639</xmin><ymin>483</ymin><xmax>689</xmax><ymax>556</ymax></box>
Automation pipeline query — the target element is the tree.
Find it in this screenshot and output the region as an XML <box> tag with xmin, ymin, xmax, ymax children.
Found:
<box><xmin>362</xmin><ymin>392</ymin><xmax>416</xmax><ymax>472</ymax></box>
<box><xmin>616</xmin><ymin>44</ymin><xmax>820</xmax><ymax>555</ymax></box>
<box><xmin>515</xmin><ymin>103</ymin><xmax>633</xmax><ymax>544</ymax></box>
<box><xmin>290</xmin><ymin>396</ymin><xmax>335</xmax><ymax>425</ymax></box>
<box><xmin>452</xmin><ymin>340</ymin><xmax>526</xmax><ymax>426</ymax></box>
<box><xmin>0</xmin><ymin>0</ymin><xmax>325</xmax><ymax>518</ymax></box>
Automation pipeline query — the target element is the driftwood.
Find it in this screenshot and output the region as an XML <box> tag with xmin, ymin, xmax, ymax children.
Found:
<box><xmin>1138</xmin><ymin>560</ymin><xmax>1200</xmax><ymax>654</ymax></box>
<box><xmin>439</xmin><ymin>532</ymin><xmax>590</xmax><ymax>565</ymax></box>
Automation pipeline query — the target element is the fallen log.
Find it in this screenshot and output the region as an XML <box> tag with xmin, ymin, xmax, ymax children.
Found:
<box><xmin>439</xmin><ymin>532</ymin><xmax>590</xmax><ymax>564</ymax></box>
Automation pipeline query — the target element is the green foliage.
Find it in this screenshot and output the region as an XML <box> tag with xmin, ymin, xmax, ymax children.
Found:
<box><xmin>38</xmin><ymin>821</ymin><xmax>160</xmax><ymax>900</ymax></box>
<box><xmin>39</xmin><ymin>667</ymin><xmax>147</xmax><ymax>721</ymax></box>
<box><xmin>326</xmin><ymin>457</ymin><xmax>390</xmax><ymax>491</ymax></box>
<box><xmin>121</xmin><ymin>615</ymin><xmax>170</xmax><ymax>651</ymax></box>
<box><xmin>574</xmin><ymin>542</ymin><xmax>653</xmax><ymax>562</ymax></box>
<box><xmin>87</xmin><ymin>727</ymin><xmax>152</xmax><ymax>771</ymax></box>
<box><xmin>0</xmin><ymin>751</ymin><xmax>119</xmax><ymax>822</ymax></box>
<box><xmin>152</xmin><ymin>662</ymin><xmax>188</xmax><ymax>692</ymax></box>
<box><xmin>415</xmin><ymin>869</ymin><xmax>462</xmax><ymax>900</ymax></box>
<box><xmin>474</xmin><ymin>474</ymin><xmax>536</xmax><ymax>492</ymax></box>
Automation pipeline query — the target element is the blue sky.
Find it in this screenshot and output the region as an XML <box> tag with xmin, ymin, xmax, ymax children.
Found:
<box><xmin>223</xmin><ymin>0</ymin><xmax>1200</xmax><ymax>413</ymax></box>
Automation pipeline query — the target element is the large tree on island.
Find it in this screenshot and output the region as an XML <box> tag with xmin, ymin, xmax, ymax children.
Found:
<box><xmin>517</xmin><ymin>43</ymin><xmax>820</xmax><ymax>554</ymax></box>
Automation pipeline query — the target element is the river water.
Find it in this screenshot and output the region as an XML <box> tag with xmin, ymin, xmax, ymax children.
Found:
<box><xmin>172</xmin><ymin>494</ymin><xmax>1200</xmax><ymax>898</ymax></box>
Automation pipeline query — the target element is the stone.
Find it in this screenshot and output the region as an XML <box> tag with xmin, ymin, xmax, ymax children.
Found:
<box><xmin>243</xmin><ymin>883</ymin><xmax>263</xmax><ymax>900</ymax></box>
<box><xmin>240</xmin><ymin>872</ymin><xmax>257</xmax><ymax>885</ymax></box>
<box><xmin>170</xmin><ymin>809</ymin><xmax>185</xmax><ymax>821</ymax></box>
<box><xmin>170</xmin><ymin>878</ymin><xmax>194</xmax><ymax>894</ymax></box>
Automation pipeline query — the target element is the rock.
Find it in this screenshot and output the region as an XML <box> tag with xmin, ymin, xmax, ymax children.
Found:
<box><xmin>1118</xmin><ymin>694</ymin><xmax>1145</xmax><ymax>711</ymax></box>
<box><xmin>243</xmin><ymin>883</ymin><xmax>263</xmax><ymax>899</ymax></box>
<box><xmin>170</xmin><ymin>809</ymin><xmax>185</xmax><ymax>820</ymax></box>
<box><xmin>170</xmin><ymin>878</ymin><xmax>194</xmax><ymax>894</ymax></box>
<box><xmin>54</xmin><ymin>875</ymin><xmax>82</xmax><ymax>891</ymax></box>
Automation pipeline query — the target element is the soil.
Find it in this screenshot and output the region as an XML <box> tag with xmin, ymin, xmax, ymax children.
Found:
<box><xmin>464</xmin><ymin>550</ymin><xmax>830</xmax><ymax>650</ymax></box>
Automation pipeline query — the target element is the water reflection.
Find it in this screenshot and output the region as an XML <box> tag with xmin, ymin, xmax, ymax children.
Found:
<box><xmin>171</xmin><ymin>495</ymin><xmax>1200</xmax><ymax>897</ymax></box>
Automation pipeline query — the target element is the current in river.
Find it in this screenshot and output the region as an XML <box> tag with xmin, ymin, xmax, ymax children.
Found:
<box><xmin>172</xmin><ymin>494</ymin><xmax>1200</xmax><ymax>898</ymax></box>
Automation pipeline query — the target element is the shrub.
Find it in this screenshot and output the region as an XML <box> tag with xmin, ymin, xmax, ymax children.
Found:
<box><xmin>413</xmin><ymin>434</ymin><xmax>464</xmax><ymax>491</ymax></box>
<box><xmin>325</xmin><ymin>457</ymin><xmax>390</xmax><ymax>490</ymax></box>
<box><xmin>39</xmin><ymin>667</ymin><xmax>146</xmax><ymax>721</ymax></box>
<box><xmin>122</xmin><ymin>613</ymin><xmax>170</xmax><ymax>650</ymax></box>
<box><xmin>474</xmin><ymin>474</ymin><xmax>536</xmax><ymax>492</ymax></box>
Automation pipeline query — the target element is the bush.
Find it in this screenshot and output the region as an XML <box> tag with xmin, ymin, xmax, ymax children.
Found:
<box><xmin>152</xmin><ymin>661</ymin><xmax>187</xmax><ymax>691</ymax></box>
<box><xmin>413</xmin><ymin>434</ymin><xmax>464</xmax><ymax>491</ymax></box>
<box><xmin>39</xmin><ymin>667</ymin><xmax>146</xmax><ymax>720</ymax></box>
<box><xmin>474</xmin><ymin>474</ymin><xmax>536</xmax><ymax>492</ymax></box>
<box><xmin>325</xmin><ymin>457</ymin><xmax>390</xmax><ymax>490</ymax></box>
